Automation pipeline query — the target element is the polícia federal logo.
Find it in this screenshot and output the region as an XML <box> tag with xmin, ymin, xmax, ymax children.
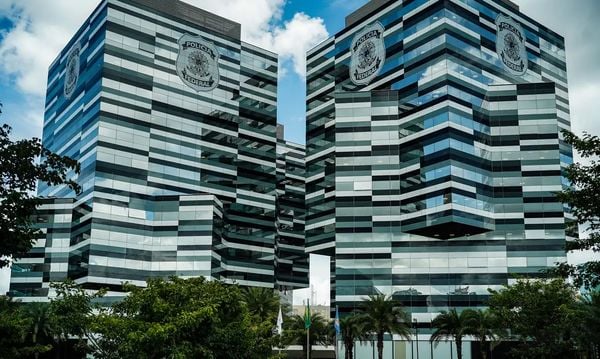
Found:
<box><xmin>176</xmin><ymin>34</ymin><xmax>220</xmax><ymax>92</ymax></box>
<box><xmin>495</xmin><ymin>14</ymin><xmax>528</xmax><ymax>76</ymax></box>
<box><xmin>63</xmin><ymin>42</ymin><xmax>81</xmax><ymax>99</ymax></box>
<box><xmin>350</xmin><ymin>22</ymin><xmax>386</xmax><ymax>86</ymax></box>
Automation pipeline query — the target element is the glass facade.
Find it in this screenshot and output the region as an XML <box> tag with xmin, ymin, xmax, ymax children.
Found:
<box><xmin>10</xmin><ymin>0</ymin><xmax>308</xmax><ymax>299</ymax></box>
<box><xmin>276</xmin><ymin>126</ymin><xmax>310</xmax><ymax>291</ymax></box>
<box><xmin>9</xmin><ymin>199</ymin><xmax>76</xmax><ymax>298</ymax></box>
<box><xmin>306</xmin><ymin>0</ymin><xmax>573</xmax><ymax>328</ymax></box>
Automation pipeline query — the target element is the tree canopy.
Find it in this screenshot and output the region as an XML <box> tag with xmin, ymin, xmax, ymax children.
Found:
<box><xmin>362</xmin><ymin>294</ymin><xmax>411</xmax><ymax>359</ymax></box>
<box><xmin>577</xmin><ymin>291</ymin><xmax>600</xmax><ymax>357</ymax></box>
<box><xmin>90</xmin><ymin>277</ymin><xmax>273</xmax><ymax>359</ymax></box>
<box><xmin>0</xmin><ymin>277</ymin><xmax>288</xmax><ymax>359</ymax></box>
<box><xmin>488</xmin><ymin>278</ymin><xmax>581</xmax><ymax>358</ymax></box>
<box><xmin>0</xmin><ymin>296</ymin><xmax>59</xmax><ymax>359</ymax></box>
<box><xmin>464</xmin><ymin>309</ymin><xmax>501</xmax><ymax>359</ymax></box>
<box><xmin>554</xmin><ymin>131</ymin><xmax>600</xmax><ymax>289</ymax></box>
<box><xmin>243</xmin><ymin>286</ymin><xmax>282</xmax><ymax>322</ymax></box>
<box><xmin>282</xmin><ymin>312</ymin><xmax>332</xmax><ymax>359</ymax></box>
<box><xmin>2</xmin><ymin>278</ymin><xmax>599</xmax><ymax>358</ymax></box>
<box><xmin>430</xmin><ymin>308</ymin><xmax>473</xmax><ymax>359</ymax></box>
<box><xmin>338</xmin><ymin>313</ymin><xmax>369</xmax><ymax>359</ymax></box>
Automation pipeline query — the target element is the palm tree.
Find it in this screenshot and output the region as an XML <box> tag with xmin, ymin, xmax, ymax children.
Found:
<box><xmin>362</xmin><ymin>294</ymin><xmax>411</xmax><ymax>359</ymax></box>
<box><xmin>0</xmin><ymin>296</ymin><xmax>30</xmax><ymax>358</ymax></box>
<box><xmin>339</xmin><ymin>313</ymin><xmax>369</xmax><ymax>359</ymax></box>
<box><xmin>283</xmin><ymin>313</ymin><xmax>331</xmax><ymax>359</ymax></box>
<box><xmin>465</xmin><ymin>309</ymin><xmax>502</xmax><ymax>359</ymax></box>
<box><xmin>430</xmin><ymin>308</ymin><xmax>472</xmax><ymax>359</ymax></box>
<box><xmin>242</xmin><ymin>287</ymin><xmax>280</xmax><ymax>321</ymax></box>
<box><xmin>23</xmin><ymin>302</ymin><xmax>54</xmax><ymax>359</ymax></box>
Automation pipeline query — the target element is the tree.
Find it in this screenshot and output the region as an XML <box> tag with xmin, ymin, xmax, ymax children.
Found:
<box><xmin>49</xmin><ymin>280</ymin><xmax>107</xmax><ymax>356</ymax></box>
<box><xmin>339</xmin><ymin>313</ymin><xmax>369</xmax><ymax>359</ymax></box>
<box><xmin>576</xmin><ymin>291</ymin><xmax>600</xmax><ymax>358</ymax></box>
<box><xmin>487</xmin><ymin>278</ymin><xmax>580</xmax><ymax>358</ymax></box>
<box><xmin>241</xmin><ymin>287</ymin><xmax>290</xmax><ymax>355</ymax></box>
<box><xmin>44</xmin><ymin>278</ymin><xmax>288</xmax><ymax>358</ymax></box>
<box><xmin>244</xmin><ymin>287</ymin><xmax>283</xmax><ymax>356</ymax></box>
<box><xmin>0</xmin><ymin>296</ymin><xmax>51</xmax><ymax>359</ymax></box>
<box><xmin>430</xmin><ymin>308</ymin><xmax>473</xmax><ymax>359</ymax></box>
<box><xmin>0</xmin><ymin>104</ymin><xmax>80</xmax><ymax>268</ymax></box>
<box><xmin>0</xmin><ymin>296</ymin><xmax>29</xmax><ymax>359</ymax></box>
<box><xmin>283</xmin><ymin>312</ymin><xmax>331</xmax><ymax>359</ymax></box>
<box><xmin>554</xmin><ymin>131</ymin><xmax>600</xmax><ymax>289</ymax></box>
<box><xmin>362</xmin><ymin>294</ymin><xmax>411</xmax><ymax>359</ymax></box>
<box><xmin>242</xmin><ymin>286</ymin><xmax>281</xmax><ymax>321</ymax></box>
<box><xmin>23</xmin><ymin>302</ymin><xmax>54</xmax><ymax>359</ymax></box>
<box><xmin>464</xmin><ymin>309</ymin><xmax>502</xmax><ymax>359</ymax></box>
<box><xmin>90</xmin><ymin>276</ymin><xmax>270</xmax><ymax>359</ymax></box>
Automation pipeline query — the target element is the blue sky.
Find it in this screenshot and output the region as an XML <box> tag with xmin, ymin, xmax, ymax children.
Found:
<box><xmin>1</xmin><ymin>0</ymin><xmax>600</xmax><ymax>301</ymax></box>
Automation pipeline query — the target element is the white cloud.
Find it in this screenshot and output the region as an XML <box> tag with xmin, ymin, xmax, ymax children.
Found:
<box><xmin>270</xmin><ymin>13</ymin><xmax>329</xmax><ymax>77</ymax></box>
<box><xmin>0</xmin><ymin>0</ymin><xmax>99</xmax><ymax>95</ymax></box>
<box><xmin>182</xmin><ymin>0</ymin><xmax>286</xmax><ymax>42</ymax></box>
<box><xmin>569</xmin><ymin>83</ymin><xmax>600</xmax><ymax>136</ymax></box>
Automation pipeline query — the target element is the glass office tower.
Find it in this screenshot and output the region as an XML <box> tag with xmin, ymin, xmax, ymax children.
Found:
<box><xmin>306</xmin><ymin>0</ymin><xmax>573</xmax><ymax>333</ymax></box>
<box><xmin>10</xmin><ymin>0</ymin><xmax>308</xmax><ymax>299</ymax></box>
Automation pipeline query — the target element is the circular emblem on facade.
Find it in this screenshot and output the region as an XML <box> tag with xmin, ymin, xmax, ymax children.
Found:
<box><xmin>63</xmin><ymin>42</ymin><xmax>81</xmax><ymax>99</ymax></box>
<box><xmin>176</xmin><ymin>34</ymin><xmax>220</xmax><ymax>92</ymax></box>
<box><xmin>495</xmin><ymin>14</ymin><xmax>528</xmax><ymax>77</ymax></box>
<box><xmin>350</xmin><ymin>22</ymin><xmax>386</xmax><ymax>86</ymax></box>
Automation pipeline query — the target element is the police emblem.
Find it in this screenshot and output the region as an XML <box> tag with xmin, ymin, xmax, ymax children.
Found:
<box><xmin>495</xmin><ymin>14</ymin><xmax>528</xmax><ymax>76</ymax></box>
<box><xmin>176</xmin><ymin>34</ymin><xmax>220</xmax><ymax>92</ymax></box>
<box><xmin>63</xmin><ymin>42</ymin><xmax>81</xmax><ymax>99</ymax></box>
<box><xmin>350</xmin><ymin>22</ymin><xmax>386</xmax><ymax>86</ymax></box>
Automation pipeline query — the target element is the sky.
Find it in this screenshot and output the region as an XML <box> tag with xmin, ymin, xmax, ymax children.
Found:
<box><xmin>1</xmin><ymin>0</ymin><xmax>599</xmax><ymax>302</ymax></box>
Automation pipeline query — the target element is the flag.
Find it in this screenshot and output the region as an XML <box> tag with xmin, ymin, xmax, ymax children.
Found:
<box><xmin>276</xmin><ymin>306</ymin><xmax>283</xmax><ymax>336</ymax></box>
<box><xmin>334</xmin><ymin>305</ymin><xmax>340</xmax><ymax>335</ymax></box>
<box><xmin>304</xmin><ymin>299</ymin><xmax>311</xmax><ymax>329</ymax></box>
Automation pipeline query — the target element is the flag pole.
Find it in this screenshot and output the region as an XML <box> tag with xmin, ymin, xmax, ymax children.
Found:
<box><xmin>306</xmin><ymin>299</ymin><xmax>310</xmax><ymax>359</ymax></box>
<box><xmin>335</xmin><ymin>331</ymin><xmax>338</xmax><ymax>359</ymax></box>
<box><xmin>307</xmin><ymin>325</ymin><xmax>310</xmax><ymax>359</ymax></box>
<box><xmin>277</xmin><ymin>305</ymin><xmax>283</xmax><ymax>356</ymax></box>
<box><xmin>334</xmin><ymin>305</ymin><xmax>340</xmax><ymax>359</ymax></box>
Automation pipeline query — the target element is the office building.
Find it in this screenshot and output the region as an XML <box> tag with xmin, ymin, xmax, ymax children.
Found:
<box><xmin>305</xmin><ymin>0</ymin><xmax>573</xmax><ymax>341</ymax></box>
<box><xmin>10</xmin><ymin>0</ymin><xmax>309</xmax><ymax>298</ymax></box>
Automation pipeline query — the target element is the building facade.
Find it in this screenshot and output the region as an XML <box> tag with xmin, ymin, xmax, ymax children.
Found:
<box><xmin>10</xmin><ymin>0</ymin><xmax>308</xmax><ymax>299</ymax></box>
<box><xmin>306</xmin><ymin>0</ymin><xmax>573</xmax><ymax>334</ymax></box>
<box><xmin>276</xmin><ymin>126</ymin><xmax>310</xmax><ymax>294</ymax></box>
